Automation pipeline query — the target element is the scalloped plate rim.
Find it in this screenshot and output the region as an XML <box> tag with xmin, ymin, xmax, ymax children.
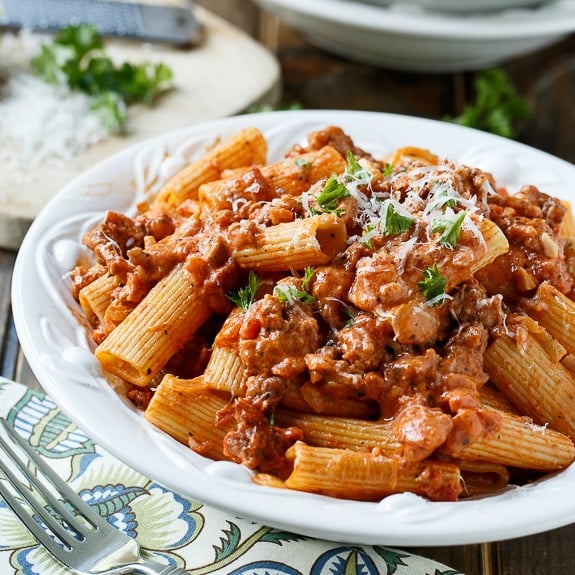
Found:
<box><xmin>12</xmin><ymin>109</ymin><xmax>575</xmax><ymax>546</ymax></box>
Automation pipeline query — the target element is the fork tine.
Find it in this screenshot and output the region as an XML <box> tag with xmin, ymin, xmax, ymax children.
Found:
<box><xmin>0</xmin><ymin>418</ymin><xmax>106</xmax><ymax>528</ymax></box>
<box><xmin>0</xmin><ymin>418</ymin><xmax>190</xmax><ymax>575</ymax></box>
<box><xmin>0</xmin><ymin>418</ymin><xmax>105</xmax><ymax>548</ymax></box>
<box><xmin>0</xmin><ymin>461</ymin><xmax>70</xmax><ymax>559</ymax></box>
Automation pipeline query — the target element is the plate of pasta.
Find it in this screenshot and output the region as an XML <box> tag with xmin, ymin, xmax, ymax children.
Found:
<box><xmin>11</xmin><ymin>109</ymin><xmax>575</xmax><ymax>545</ymax></box>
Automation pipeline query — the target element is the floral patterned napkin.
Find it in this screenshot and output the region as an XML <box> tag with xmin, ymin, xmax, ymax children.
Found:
<box><xmin>0</xmin><ymin>378</ymin><xmax>465</xmax><ymax>575</ymax></box>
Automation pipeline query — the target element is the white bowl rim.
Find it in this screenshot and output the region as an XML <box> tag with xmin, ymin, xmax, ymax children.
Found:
<box><xmin>255</xmin><ymin>0</ymin><xmax>575</xmax><ymax>39</ymax></box>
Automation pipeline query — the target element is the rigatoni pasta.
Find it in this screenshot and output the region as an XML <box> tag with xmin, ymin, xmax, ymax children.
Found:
<box><xmin>155</xmin><ymin>126</ymin><xmax>267</xmax><ymax>206</ymax></box>
<box><xmin>95</xmin><ymin>264</ymin><xmax>213</xmax><ymax>386</ymax></box>
<box><xmin>72</xmin><ymin>124</ymin><xmax>575</xmax><ymax>503</ymax></box>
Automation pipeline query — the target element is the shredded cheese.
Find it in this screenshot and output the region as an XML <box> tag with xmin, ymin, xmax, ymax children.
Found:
<box><xmin>336</xmin><ymin>159</ymin><xmax>488</xmax><ymax>260</ymax></box>
<box><xmin>0</xmin><ymin>30</ymin><xmax>109</xmax><ymax>172</ymax></box>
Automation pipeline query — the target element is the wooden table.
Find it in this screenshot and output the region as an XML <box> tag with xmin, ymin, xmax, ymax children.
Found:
<box><xmin>1</xmin><ymin>1</ymin><xmax>574</xmax><ymax>573</ymax></box>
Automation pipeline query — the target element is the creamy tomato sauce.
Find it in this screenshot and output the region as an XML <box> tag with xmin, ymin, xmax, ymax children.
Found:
<box><xmin>72</xmin><ymin>126</ymin><xmax>575</xmax><ymax>500</ymax></box>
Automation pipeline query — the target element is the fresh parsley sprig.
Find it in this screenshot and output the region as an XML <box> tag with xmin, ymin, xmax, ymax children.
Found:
<box><xmin>432</xmin><ymin>211</ymin><xmax>467</xmax><ymax>249</ymax></box>
<box><xmin>31</xmin><ymin>24</ymin><xmax>173</xmax><ymax>132</ymax></box>
<box><xmin>315</xmin><ymin>175</ymin><xmax>350</xmax><ymax>215</ymax></box>
<box><xmin>418</xmin><ymin>264</ymin><xmax>448</xmax><ymax>305</ymax></box>
<box><xmin>343</xmin><ymin>151</ymin><xmax>363</xmax><ymax>179</ymax></box>
<box><xmin>445</xmin><ymin>68</ymin><xmax>531</xmax><ymax>139</ymax></box>
<box><xmin>429</xmin><ymin>185</ymin><xmax>460</xmax><ymax>211</ymax></box>
<box><xmin>227</xmin><ymin>272</ymin><xmax>260</xmax><ymax>312</ymax></box>
<box><xmin>274</xmin><ymin>268</ymin><xmax>316</xmax><ymax>305</ymax></box>
<box><xmin>275</xmin><ymin>285</ymin><xmax>315</xmax><ymax>305</ymax></box>
<box><xmin>382</xmin><ymin>163</ymin><xmax>394</xmax><ymax>177</ymax></box>
<box><xmin>361</xmin><ymin>221</ymin><xmax>377</xmax><ymax>249</ymax></box>
<box><xmin>301</xmin><ymin>267</ymin><xmax>316</xmax><ymax>291</ymax></box>
<box><xmin>382</xmin><ymin>202</ymin><xmax>415</xmax><ymax>236</ymax></box>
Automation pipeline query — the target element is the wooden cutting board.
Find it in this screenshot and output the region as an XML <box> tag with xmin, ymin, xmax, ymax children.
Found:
<box><xmin>0</xmin><ymin>6</ymin><xmax>281</xmax><ymax>250</ymax></box>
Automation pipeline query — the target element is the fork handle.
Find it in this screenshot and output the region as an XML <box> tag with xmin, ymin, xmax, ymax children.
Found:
<box><xmin>140</xmin><ymin>565</ymin><xmax>188</xmax><ymax>575</ymax></box>
<box><xmin>112</xmin><ymin>561</ymin><xmax>189</xmax><ymax>575</ymax></box>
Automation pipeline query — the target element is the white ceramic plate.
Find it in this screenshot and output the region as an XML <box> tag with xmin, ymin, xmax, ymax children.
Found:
<box><xmin>12</xmin><ymin>110</ymin><xmax>575</xmax><ymax>546</ymax></box>
<box><xmin>253</xmin><ymin>0</ymin><xmax>575</xmax><ymax>72</ymax></box>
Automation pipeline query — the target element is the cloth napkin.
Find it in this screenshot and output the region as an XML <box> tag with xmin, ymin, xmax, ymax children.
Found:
<box><xmin>0</xmin><ymin>378</ymin><xmax>465</xmax><ymax>575</ymax></box>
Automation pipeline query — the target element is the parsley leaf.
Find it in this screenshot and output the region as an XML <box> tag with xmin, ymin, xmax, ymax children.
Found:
<box><xmin>227</xmin><ymin>272</ymin><xmax>260</xmax><ymax>312</ymax></box>
<box><xmin>343</xmin><ymin>306</ymin><xmax>356</xmax><ymax>327</ymax></box>
<box><xmin>31</xmin><ymin>24</ymin><xmax>173</xmax><ymax>133</ymax></box>
<box><xmin>429</xmin><ymin>185</ymin><xmax>459</xmax><ymax>211</ymax></box>
<box><xmin>382</xmin><ymin>163</ymin><xmax>394</xmax><ymax>177</ymax></box>
<box><xmin>295</xmin><ymin>157</ymin><xmax>312</xmax><ymax>168</ymax></box>
<box><xmin>90</xmin><ymin>92</ymin><xmax>127</xmax><ymax>132</ymax></box>
<box><xmin>362</xmin><ymin>221</ymin><xmax>377</xmax><ymax>249</ymax></box>
<box><xmin>445</xmin><ymin>68</ymin><xmax>531</xmax><ymax>139</ymax></box>
<box><xmin>301</xmin><ymin>267</ymin><xmax>316</xmax><ymax>291</ymax></box>
<box><xmin>432</xmin><ymin>210</ymin><xmax>467</xmax><ymax>249</ymax></box>
<box><xmin>316</xmin><ymin>175</ymin><xmax>350</xmax><ymax>214</ymax></box>
<box><xmin>418</xmin><ymin>264</ymin><xmax>448</xmax><ymax>304</ymax></box>
<box><xmin>274</xmin><ymin>285</ymin><xmax>315</xmax><ymax>305</ymax></box>
<box><xmin>274</xmin><ymin>271</ymin><xmax>315</xmax><ymax>306</ymax></box>
<box><xmin>382</xmin><ymin>202</ymin><xmax>415</xmax><ymax>236</ymax></box>
<box><xmin>344</xmin><ymin>150</ymin><xmax>363</xmax><ymax>178</ymax></box>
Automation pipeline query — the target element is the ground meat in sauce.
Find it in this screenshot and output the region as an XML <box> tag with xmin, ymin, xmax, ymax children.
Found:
<box><xmin>392</xmin><ymin>404</ymin><xmax>453</xmax><ymax>461</ymax></box>
<box><xmin>451</xmin><ymin>278</ymin><xmax>505</xmax><ymax>330</ymax></box>
<box><xmin>438</xmin><ymin>323</ymin><xmax>490</xmax><ymax>411</ymax></box>
<box><xmin>238</xmin><ymin>293</ymin><xmax>320</xmax><ymax>376</ymax></box>
<box><xmin>336</xmin><ymin>314</ymin><xmax>392</xmax><ymax>371</ymax></box>
<box><xmin>477</xmin><ymin>185</ymin><xmax>573</xmax><ymax>300</ymax></box>
<box><xmin>286</xmin><ymin>126</ymin><xmax>383</xmax><ymax>169</ymax></box>
<box><xmin>349</xmin><ymin>251</ymin><xmax>409</xmax><ymax>312</ymax></box>
<box><xmin>70</xmin><ymin>264</ymin><xmax>107</xmax><ymax>300</ymax></box>
<box><xmin>220</xmin><ymin>398</ymin><xmax>304</xmax><ymax>477</ymax></box>
<box><xmin>83</xmin><ymin>211</ymin><xmax>147</xmax><ymax>275</ymax></box>
<box><xmin>75</xmin><ymin>126</ymin><xmax>575</xmax><ymax>502</ymax></box>
<box><xmin>201</xmin><ymin>167</ymin><xmax>277</xmax><ymax>211</ymax></box>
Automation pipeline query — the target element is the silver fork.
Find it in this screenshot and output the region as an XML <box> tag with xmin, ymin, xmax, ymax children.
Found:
<box><xmin>0</xmin><ymin>417</ymin><xmax>188</xmax><ymax>575</ymax></box>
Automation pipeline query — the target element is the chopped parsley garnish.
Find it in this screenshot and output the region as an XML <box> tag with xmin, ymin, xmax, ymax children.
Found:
<box><xmin>432</xmin><ymin>211</ymin><xmax>467</xmax><ymax>249</ymax></box>
<box><xmin>274</xmin><ymin>269</ymin><xmax>316</xmax><ymax>305</ymax></box>
<box><xmin>316</xmin><ymin>175</ymin><xmax>350</xmax><ymax>215</ymax></box>
<box><xmin>227</xmin><ymin>271</ymin><xmax>260</xmax><ymax>312</ymax></box>
<box><xmin>429</xmin><ymin>185</ymin><xmax>459</xmax><ymax>211</ymax></box>
<box><xmin>31</xmin><ymin>24</ymin><xmax>173</xmax><ymax>132</ymax></box>
<box><xmin>301</xmin><ymin>267</ymin><xmax>316</xmax><ymax>291</ymax></box>
<box><xmin>344</xmin><ymin>150</ymin><xmax>363</xmax><ymax>178</ymax></box>
<box><xmin>382</xmin><ymin>163</ymin><xmax>394</xmax><ymax>177</ymax></box>
<box><xmin>418</xmin><ymin>264</ymin><xmax>448</xmax><ymax>304</ymax></box>
<box><xmin>295</xmin><ymin>157</ymin><xmax>312</xmax><ymax>168</ymax></box>
<box><xmin>343</xmin><ymin>306</ymin><xmax>356</xmax><ymax>327</ymax></box>
<box><xmin>382</xmin><ymin>202</ymin><xmax>415</xmax><ymax>236</ymax></box>
<box><xmin>362</xmin><ymin>221</ymin><xmax>377</xmax><ymax>249</ymax></box>
<box><xmin>444</xmin><ymin>68</ymin><xmax>531</xmax><ymax>139</ymax></box>
<box><xmin>275</xmin><ymin>285</ymin><xmax>315</xmax><ymax>305</ymax></box>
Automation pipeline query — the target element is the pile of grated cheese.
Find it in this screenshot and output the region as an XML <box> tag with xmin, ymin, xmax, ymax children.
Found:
<box><xmin>0</xmin><ymin>30</ymin><xmax>109</xmax><ymax>173</ymax></box>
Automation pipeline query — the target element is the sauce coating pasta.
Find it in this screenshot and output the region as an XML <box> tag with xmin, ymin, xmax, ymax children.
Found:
<box><xmin>72</xmin><ymin>125</ymin><xmax>575</xmax><ymax>502</ymax></box>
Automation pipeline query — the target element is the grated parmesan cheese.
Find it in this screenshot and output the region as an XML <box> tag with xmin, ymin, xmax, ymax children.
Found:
<box><xmin>0</xmin><ymin>30</ymin><xmax>109</xmax><ymax>173</ymax></box>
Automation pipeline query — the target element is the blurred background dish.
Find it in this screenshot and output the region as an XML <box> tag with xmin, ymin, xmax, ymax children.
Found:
<box><xmin>359</xmin><ymin>0</ymin><xmax>553</xmax><ymax>13</ymax></box>
<box><xmin>253</xmin><ymin>0</ymin><xmax>575</xmax><ymax>72</ymax></box>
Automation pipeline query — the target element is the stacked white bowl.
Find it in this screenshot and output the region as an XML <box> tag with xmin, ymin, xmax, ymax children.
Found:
<box><xmin>253</xmin><ymin>0</ymin><xmax>575</xmax><ymax>72</ymax></box>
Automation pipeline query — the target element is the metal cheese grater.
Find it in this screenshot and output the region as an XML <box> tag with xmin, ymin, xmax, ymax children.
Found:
<box><xmin>0</xmin><ymin>0</ymin><xmax>201</xmax><ymax>46</ymax></box>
